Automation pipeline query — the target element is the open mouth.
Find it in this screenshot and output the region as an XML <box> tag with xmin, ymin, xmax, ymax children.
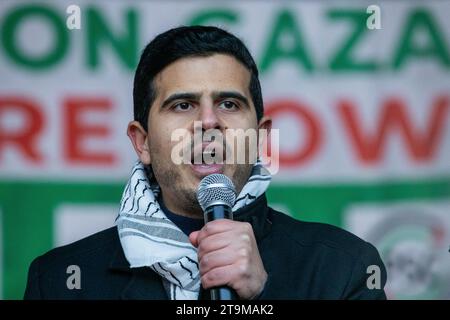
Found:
<box><xmin>191</xmin><ymin>144</ymin><xmax>225</xmax><ymax>165</ymax></box>
<box><xmin>190</xmin><ymin>144</ymin><xmax>225</xmax><ymax>177</ymax></box>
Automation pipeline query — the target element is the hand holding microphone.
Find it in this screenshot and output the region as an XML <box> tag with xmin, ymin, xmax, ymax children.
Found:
<box><xmin>189</xmin><ymin>174</ymin><xmax>268</xmax><ymax>300</ymax></box>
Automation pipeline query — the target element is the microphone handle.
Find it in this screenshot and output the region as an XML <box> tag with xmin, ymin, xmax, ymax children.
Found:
<box><xmin>210</xmin><ymin>287</ymin><xmax>237</xmax><ymax>300</ymax></box>
<box><xmin>204</xmin><ymin>204</ymin><xmax>238</xmax><ymax>300</ymax></box>
<box><xmin>204</xmin><ymin>204</ymin><xmax>233</xmax><ymax>222</ymax></box>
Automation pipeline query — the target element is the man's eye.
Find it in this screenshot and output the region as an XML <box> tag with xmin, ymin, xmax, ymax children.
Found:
<box><xmin>218</xmin><ymin>101</ymin><xmax>238</xmax><ymax>111</ymax></box>
<box><xmin>173</xmin><ymin>102</ymin><xmax>193</xmax><ymax>111</ymax></box>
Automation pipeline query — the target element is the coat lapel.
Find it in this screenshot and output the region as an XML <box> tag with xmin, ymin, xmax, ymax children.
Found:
<box><xmin>120</xmin><ymin>268</ymin><xmax>168</xmax><ymax>300</ymax></box>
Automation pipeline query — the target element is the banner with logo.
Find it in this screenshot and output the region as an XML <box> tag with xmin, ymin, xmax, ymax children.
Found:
<box><xmin>0</xmin><ymin>0</ymin><xmax>449</xmax><ymax>299</ymax></box>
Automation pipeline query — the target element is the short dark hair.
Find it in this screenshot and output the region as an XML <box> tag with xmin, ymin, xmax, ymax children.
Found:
<box><xmin>133</xmin><ymin>26</ymin><xmax>264</xmax><ymax>131</ymax></box>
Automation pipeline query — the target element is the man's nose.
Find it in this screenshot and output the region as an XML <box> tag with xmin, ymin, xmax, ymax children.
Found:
<box><xmin>198</xmin><ymin>103</ymin><xmax>221</xmax><ymax>130</ymax></box>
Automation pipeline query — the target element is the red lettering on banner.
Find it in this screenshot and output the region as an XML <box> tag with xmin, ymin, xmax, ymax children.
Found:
<box><xmin>64</xmin><ymin>97</ymin><xmax>115</xmax><ymax>165</ymax></box>
<box><xmin>0</xmin><ymin>97</ymin><xmax>44</xmax><ymax>163</ymax></box>
<box><xmin>338</xmin><ymin>96</ymin><xmax>449</xmax><ymax>163</ymax></box>
<box><xmin>265</xmin><ymin>100</ymin><xmax>322</xmax><ymax>167</ymax></box>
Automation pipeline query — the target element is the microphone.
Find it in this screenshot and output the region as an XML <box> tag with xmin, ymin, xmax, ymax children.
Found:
<box><xmin>197</xmin><ymin>174</ymin><xmax>238</xmax><ymax>300</ymax></box>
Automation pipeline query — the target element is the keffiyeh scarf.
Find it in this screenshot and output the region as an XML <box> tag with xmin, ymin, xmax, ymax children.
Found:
<box><xmin>116</xmin><ymin>161</ymin><xmax>271</xmax><ymax>300</ymax></box>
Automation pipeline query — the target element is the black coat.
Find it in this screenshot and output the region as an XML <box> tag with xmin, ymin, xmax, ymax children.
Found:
<box><xmin>24</xmin><ymin>195</ymin><xmax>387</xmax><ymax>299</ymax></box>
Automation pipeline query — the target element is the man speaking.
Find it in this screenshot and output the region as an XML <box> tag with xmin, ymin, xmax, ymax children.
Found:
<box><xmin>24</xmin><ymin>26</ymin><xmax>386</xmax><ymax>300</ymax></box>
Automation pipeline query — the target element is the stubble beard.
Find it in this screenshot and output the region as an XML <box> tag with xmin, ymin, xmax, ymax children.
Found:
<box><xmin>151</xmin><ymin>157</ymin><xmax>203</xmax><ymax>217</ymax></box>
<box><xmin>152</xmin><ymin>164</ymin><xmax>253</xmax><ymax>218</ymax></box>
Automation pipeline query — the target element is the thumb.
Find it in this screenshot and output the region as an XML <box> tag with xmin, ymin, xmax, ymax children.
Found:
<box><xmin>189</xmin><ymin>230</ymin><xmax>200</xmax><ymax>247</ymax></box>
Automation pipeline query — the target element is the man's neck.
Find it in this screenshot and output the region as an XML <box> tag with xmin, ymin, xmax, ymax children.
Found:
<box><xmin>159</xmin><ymin>192</ymin><xmax>203</xmax><ymax>219</ymax></box>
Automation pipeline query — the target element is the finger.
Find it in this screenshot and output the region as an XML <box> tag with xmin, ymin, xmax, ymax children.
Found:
<box><xmin>199</xmin><ymin>247</ymin><xmax>237</xmax><ymax>275</ymax></box>
<box><xmin>196</xmin><ymin>220</ymin><xmax>236</xmax><ymax>244</ymax></box>
<box><xmin>201</xmin><ymin>264</ymin><xmax>238</xmax><ymax>290</ymax></box>
<box><xmin>197</xmin><ymin>232</ymin><xmax>233</xmax><ymax>260</ymax></box>
<box><xmin>189</xmin><ymin>230</ymin><xmax>200</xmax><ymax>247</ymax></box>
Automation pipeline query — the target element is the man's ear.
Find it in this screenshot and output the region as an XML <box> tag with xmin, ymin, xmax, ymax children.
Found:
<box><xmin>127</xmin><ymin>121</ymin><xmax>151</xmax><ymax>165</ymax></box>
<box><xmin>258</xmin><ymin>116</ymin><xmax>272</xmax><ymax>132</ymax></box>
<box><xmin>257</xmin><ymin>116</ymin><xmax>272</xmax><ymax>157</ymax></box>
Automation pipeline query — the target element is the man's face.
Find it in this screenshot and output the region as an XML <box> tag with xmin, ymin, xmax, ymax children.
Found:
<box><xmin>128</xmin><ymin>54</ymin><xmax>270</xmax><ymax>217</ymax></box>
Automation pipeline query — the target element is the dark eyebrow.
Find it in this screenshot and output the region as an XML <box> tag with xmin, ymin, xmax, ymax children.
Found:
<box><xmin>212</xmin><ymin>91</ymin><xmax>250</xmax><ymax>108</ymax></box>
<box><xmin>161</xmin><ymin>92</ymin><xmax>201</xmax><ymax>109</ymax></box>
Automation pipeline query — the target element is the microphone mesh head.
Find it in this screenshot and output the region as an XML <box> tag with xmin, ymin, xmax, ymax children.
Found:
<box><xmin>197</xmin><ymin>174</ymin><xmax>236</xmax><ymax>211</ymax></box>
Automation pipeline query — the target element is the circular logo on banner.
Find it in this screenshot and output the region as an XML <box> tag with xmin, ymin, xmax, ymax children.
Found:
<box><xmin>365</xmin><ymin>209</ymin><xmax>450</xmax><ymax>299</ymax></box>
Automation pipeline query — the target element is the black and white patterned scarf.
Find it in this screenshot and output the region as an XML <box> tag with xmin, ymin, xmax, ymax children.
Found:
<box><xmin>116</xmin><ymin>161</ymin><xmax>271</xmax><ymax>300</ymax></box>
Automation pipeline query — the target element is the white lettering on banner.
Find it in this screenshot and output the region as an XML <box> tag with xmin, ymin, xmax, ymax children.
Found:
<box><xmin>54</xmin><ymin>204</ymin><xmax>117</xmax><ymax>246</ymax></box>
